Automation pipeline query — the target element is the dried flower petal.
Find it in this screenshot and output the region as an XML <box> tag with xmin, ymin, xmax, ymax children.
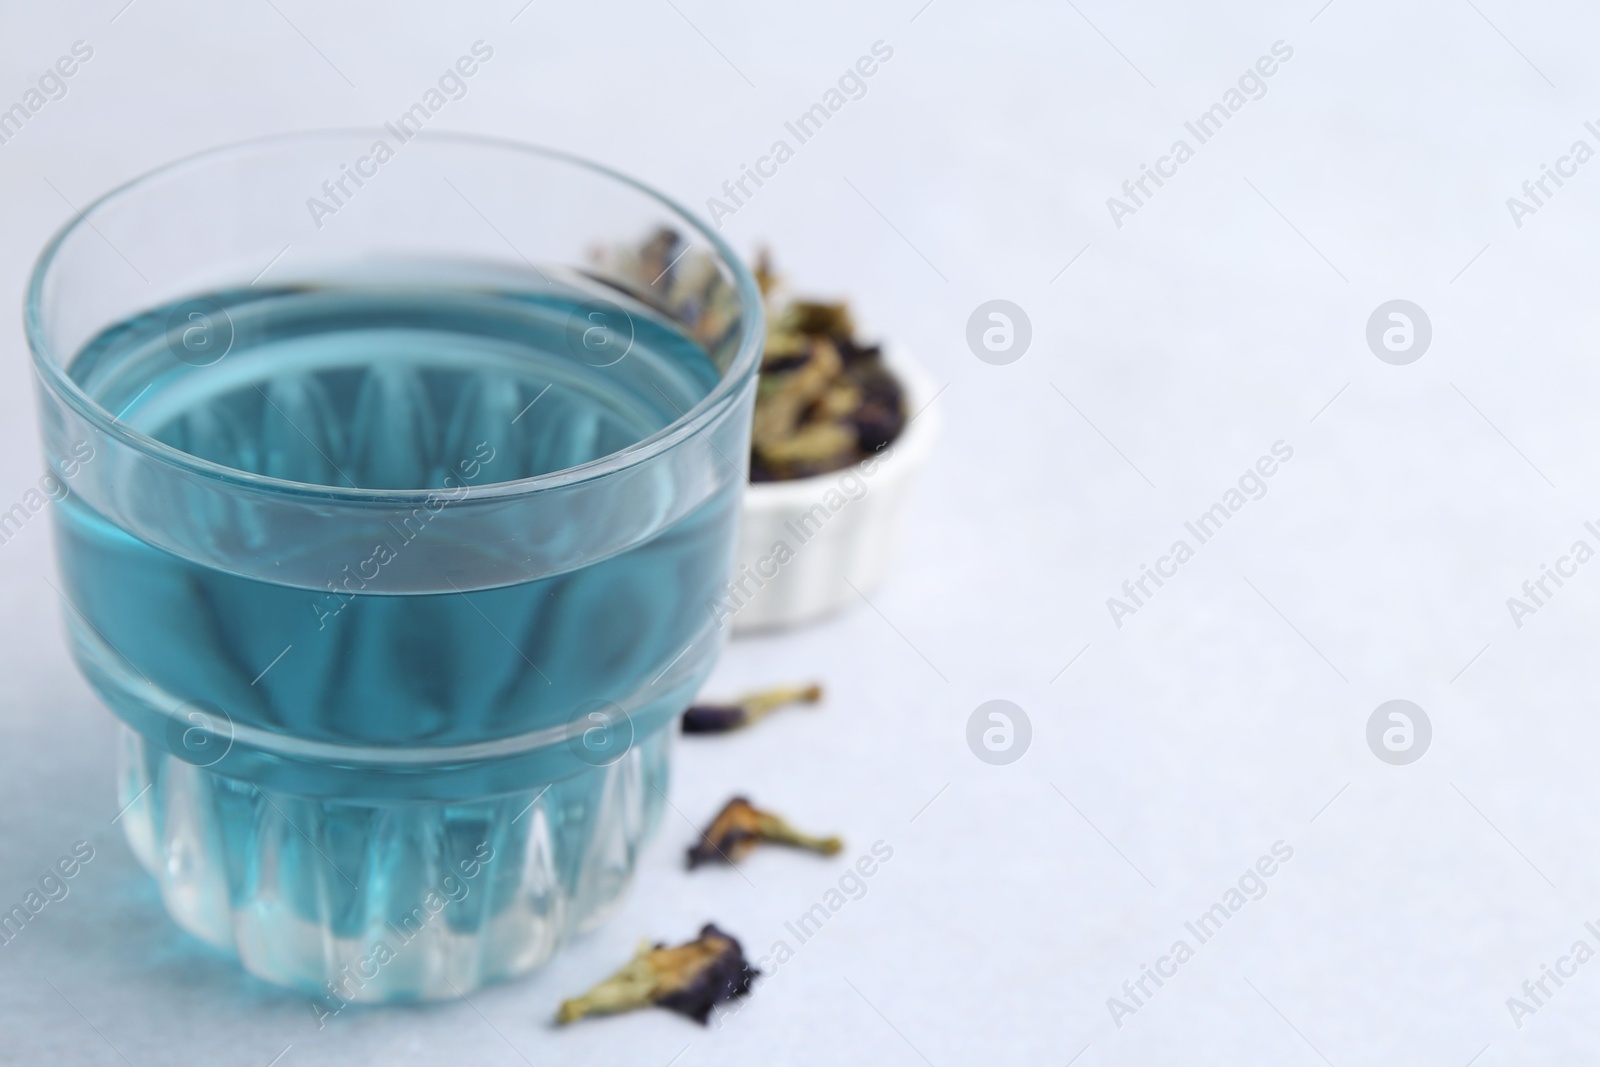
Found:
<box><xmin>556</xmin><ymin>924</ymin><xmax>756</xmax><ymax>1026</ymax></box>
<box><xmin>682</xmin><ymin>683</ymin><xmax>822</xmax><ymax>735</ymax></box>
<box><xmin>652</xmin><ymin>926</ymin><xmax>758</xmax><ymax>1024</ymax></box>
<box><xmin>688</xmin><ymin>797</ymin><xmax>843</xmax><ymax>869</ymax></box>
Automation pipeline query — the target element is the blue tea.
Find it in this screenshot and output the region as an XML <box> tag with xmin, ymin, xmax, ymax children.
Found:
<box><xmin>51</xmin><ymin>271</ymin><xmax>747</xmax><ymax>1000</ymax></box>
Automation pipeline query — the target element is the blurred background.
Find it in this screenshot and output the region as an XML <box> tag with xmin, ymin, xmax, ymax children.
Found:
<box><xmin>4</xmin><ymin>0</ymin><xmax>1600</xmax><ymax>1062</ymax></box>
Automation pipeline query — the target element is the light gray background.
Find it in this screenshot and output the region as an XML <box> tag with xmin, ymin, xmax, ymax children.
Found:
<box><xmin>1</xmin><ymin>0</ymin><xmax>1596</xmax><ymax>1063</ymax></box>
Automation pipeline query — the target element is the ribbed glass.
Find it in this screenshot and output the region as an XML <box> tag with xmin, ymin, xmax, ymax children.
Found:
<box><xmin>27</xmin><ymin>133</ymin><xmax>763</xmax><ymax>998</ymax></box>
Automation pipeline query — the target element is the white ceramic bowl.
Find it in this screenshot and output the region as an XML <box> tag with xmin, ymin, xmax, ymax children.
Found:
<box><xmin>719</xmin><ymin>345</ymin><xmax>938</xmax><ymax>633</ymax></box>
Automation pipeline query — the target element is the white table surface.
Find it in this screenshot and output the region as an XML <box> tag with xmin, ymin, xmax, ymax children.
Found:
<box><xmin>3</xmin><ymin>0</ymin><xmax>1598</xmax><ymax>1062</ymax></box>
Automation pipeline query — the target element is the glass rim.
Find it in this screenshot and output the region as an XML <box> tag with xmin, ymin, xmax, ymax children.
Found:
<box><xmin>24</xmin><ymin>129</ymin><xmax>765</xmax><ymax>503</ymax></box>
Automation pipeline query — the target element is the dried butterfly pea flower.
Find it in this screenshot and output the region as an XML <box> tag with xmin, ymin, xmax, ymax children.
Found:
<box><xmin>555</xmin><ymin>924</ymin><xmax>757</xmax><ymax>1026</ymax></box>
<box><xmin>687</xmin><ymin>796</ymin><xmax>843</xmax><ymax>869</ymax></box>
<box><xmin>681</xmin><ymin>683</ymin><xmax>822</xmax><ymax>734</ymax></box>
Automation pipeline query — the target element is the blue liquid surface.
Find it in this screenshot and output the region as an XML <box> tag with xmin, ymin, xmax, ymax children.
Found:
<box><xmin>51</xmin><ymin>276</ymin><xmax>744</xmax><ymax>993</ymax></box>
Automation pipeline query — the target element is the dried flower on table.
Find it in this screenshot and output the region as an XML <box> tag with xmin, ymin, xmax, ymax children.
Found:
<box><xmin>682</xmin><ymin>682</ymin><xmax>823</xmax><ymax>734</ymax></box>
<box><xmin>555</xmin><ymin>924</ymin><xmax>757</xmax><ymax>1026</ymax></box>
<box><xmin>687</xmin><ymin>796</ymin><xmax>843</xmax><ymax>869</ymax></box>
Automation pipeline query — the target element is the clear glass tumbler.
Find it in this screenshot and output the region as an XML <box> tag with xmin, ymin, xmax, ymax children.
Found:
<box><xmin>25</xmin><ymin>132</ymin><xmax>762</xmax><ymax>1001</ymax></box>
